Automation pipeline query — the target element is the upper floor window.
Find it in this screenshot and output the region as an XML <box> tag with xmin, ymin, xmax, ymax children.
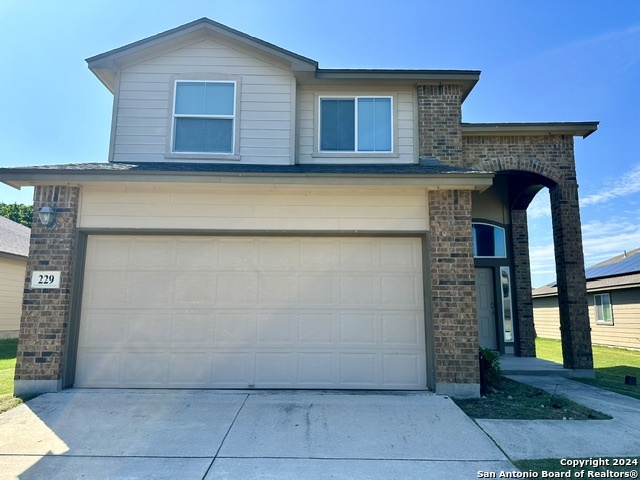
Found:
<box><xmin>173</xmin><ymin>81</ymin><xmax>236</xmax><ymax>154</ymax></box>
<box><xmin>594</xmin><ymin>293</ymin><xmax>613</xmax><ymax>325</ymax></box>
<box><xmin>319</xmin><ymin>97</ymin><xmax>392</xmax><ymax>152</ymax></box>
<box><xmin>473</xmin><ymin>223</ymin><xmax>506</xmax><ymax>258</ymax></box>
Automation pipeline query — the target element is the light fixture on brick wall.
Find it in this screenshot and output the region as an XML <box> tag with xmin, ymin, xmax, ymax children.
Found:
<box><xmin>38</xmin><ymin>205</ymin><xmax>57</xmax><ymax>229</ymax></box>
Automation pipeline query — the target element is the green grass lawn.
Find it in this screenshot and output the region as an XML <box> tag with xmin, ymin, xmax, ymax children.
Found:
<box><xmin>0</xmin><ymin>338</ymin><xmax>23</xmax><ymax>413</ymax></box>
<box><xmin>536</xmin><ymin>337</ymin><xmax>640</xmax><ymax>400</ymax></box>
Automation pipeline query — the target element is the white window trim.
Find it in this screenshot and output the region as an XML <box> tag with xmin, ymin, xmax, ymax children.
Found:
<box><xmin>594</xmin><ymin>293</ymin><xmax>614</xmax><ymax>325</ymax></box>
<box><xmin>165</xmin><ymin>76</ymin><xmax>241</xmax><ymax>161</ymax></box>
<box><xmin>316</xmin><ymin>95</ymin><xmax>395</xmax><ymax>155</ymax></box>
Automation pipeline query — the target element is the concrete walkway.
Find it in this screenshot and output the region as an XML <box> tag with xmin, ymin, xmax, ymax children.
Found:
<box><xmin>477</xmin><ymin>375</ymin><xmax>640</xmax><ymax>460</ymax></box>
<box><xmin>0</xmin><ymin>390</ymin><xmax>514</xmax><ymax>479</ymax></box>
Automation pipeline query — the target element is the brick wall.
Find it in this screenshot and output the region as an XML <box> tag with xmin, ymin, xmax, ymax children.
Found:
<box><xmin>511</xmin><ymin>209</ymin><xmax>536</xmax><ymax>356</ymax></box>
<box><xmin>417</xmin><ymin>85</ymin><xmax>462</xmax><ymax>163</ymax></box>
<box><xmin>428</xmin><ymin>189</ymin><xmax>480</xmax><ymax>388</ymax></box>
<box><xmin>462</xmin><ymin>134</ymin><xmax>593</xmax><ymax>369</ymax></box>
<box><xmin>15</xmin><ymin>186</ymin><xmax>80</xmax><ymax>391</ymax></box>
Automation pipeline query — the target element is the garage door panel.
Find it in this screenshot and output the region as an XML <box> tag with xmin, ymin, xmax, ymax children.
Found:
<box><xmin>216</xmin><ymin>274</ymin><xmax>258</xmax><ymax>306</ymax></box>
<box><xmin>256</xmin><ymin>313</ymin><xmax>293</xmax><ymax>344</ymax></box>
<box><xmin>212</xmin><ymin>352</ymin><xmax>252</xmax><ymax>385</ymax></box>
<box><xmin>382</xmin><ymin>354</ymin><xmax>422</xmax><ymax>385</ymax></box>
<box><xmin>339</xmin><ymin>314</ymin><xmax>376</xmax><ymax>344</ymax></box>
<box><xmin>340</xmin><ymin>276</ymin><xmax>375</xmax><ymax>304</ymax></box>
<box><xmin>339</xmin><ymin>241</ymin><xmax>376</xmax><ymax>270</ymax></box>
<box><xmin>218</xmin><ymin>239</ymin><xmax>258</xmax><ymax>269</ymax></box>
<box><xmin>76</xmin><ymin>236</ymin><xmax>426</xmax><ymax>390</ymax></box>
<box><xmin>298</xmin><ymin>276</ymin><xmax>334</xmax><ymax>305</ymax></box>
<box><xmin>297</xmin><ymin>353</ymin><xmax>333</xmax><ymax>385</ymax></box>
<box><xmin>169</xmin><ymin>352</ymin><xmax>212</xmax><ymax>385</ymax></box>
<box><xmin>131</xmin><ymin>238</ymin><xmax>173</xmax><ymax>268</ymax></box>
<box><xmin>380</xmin><ymin>239</ymin><xmax>421</xmax><ymax>271</ymax></box>
<box><xmin>214</xmin><ymin>313</ymin><xmax>257</xmax><ymax>344</ymax></box>
<box><xmin>171</xmin><ymin>313</ymin><xmax>213</xmax><ymax>346</ymax></box>
<box><xmin>258</xmin><ymin>275</ymin><xmax>296</xmax><ymax>304</ymax></box>
<box><xmin>175</xmin><ymin>238</ymin><xmax>217</xmax><ymax>268</ymax></box>
<box><xmin>80</xmin><ymin>312</ymin><xmax>125</xmax><ymax>346</ymax></box>
<box><xmin>76</xmin><ymin>351</ymin><xmax>121</xmax><ymax>386</ymax></box>
<box><xmin>123</xmin><ymin>352</ymin><xmax>169</xmax><ymax>386</ymax></box>
<box><xmin>382</xmin><ymin>314</ymin><xmax>422</xmax><ymax>345</ymax></box>
<box><xmin>126</xmin><ymin>273</ymin><xmax>172</xmax><ymax>307</ymax></box>
<box><xmin>127</xmin><ymin>312</ymin><xmax>172</xmax><ymax>345</ymax></box>
<box><xmin>298</xmin><ymin>313</ymin><xmax>333</xmax><ymax>344</ymax></box>
<box><xmin>174</xmin><ymin>275</ymin><xmax>216</xmax><ymax>305</ymax></box>
<box><xmin>381</xmin><ymin>276</ymin><xmax>420</xmax><ymax>306</ymax></box>
<box><xmin>339</xmin><ymin>353</ymin><xmax>377</xmax><ymax>385</ymax></box>
<box><xmin>255</xmin><ymin>353</ymin><xmax>293</xmax><ymax>385</ymax></box>
<box><xmin>84</xmin><ymin>273</ymin><xmax>126</xmax><ymax>308</ymax></box>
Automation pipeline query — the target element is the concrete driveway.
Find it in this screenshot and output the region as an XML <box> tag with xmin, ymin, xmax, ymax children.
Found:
<box><xmin>0</xmin><ymin>390</ymin><xmax>514</xmax><ymax>479</ymax></box>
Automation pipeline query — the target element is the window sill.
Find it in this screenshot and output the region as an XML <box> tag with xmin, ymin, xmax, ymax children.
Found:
<box><xmin>312</xmin><ymin>151</ymin><xmax>398</xmax><ymax>159</ymax></box>
<box><xmin>595</xmin><ymin>321</ymin><xmax>614</xmax><ymax>326</ymax></box>
<box><xmin>165</xmin><ymin>153</ymin><xmax>241</xmax><ymax>162</ymax></box>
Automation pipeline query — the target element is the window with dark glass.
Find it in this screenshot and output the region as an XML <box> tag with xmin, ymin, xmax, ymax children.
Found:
<box><xmin>320</xmin><ymin>97</ymin><xmax>392</xmax><ymax>152</ymax></box>
<box><xmin>173</xmin><ymin>81</ymin><xmax>235</xmax><ymax>154</ymax></box>
<box><xmin>472</xmin><ymin>223</ymin><xmax>506</xmax><ymax>258</ymax></box>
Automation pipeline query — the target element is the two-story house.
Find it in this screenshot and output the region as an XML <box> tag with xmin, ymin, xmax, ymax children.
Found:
<box><xmin>0</xmin><ymin>18</ymin><xmax>597</xmax><ymax>398</ymax></box>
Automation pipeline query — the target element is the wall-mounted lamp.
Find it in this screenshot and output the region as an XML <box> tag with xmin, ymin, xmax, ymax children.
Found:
<box><xmin>38</xmin><ymin>205</ymin><xmax>57</xmax><ymax>229</ymax></box>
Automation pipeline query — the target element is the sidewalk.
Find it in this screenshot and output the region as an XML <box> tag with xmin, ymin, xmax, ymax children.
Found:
<box><xmin>477</xmin><ymin>375</ymin><xmax>640</xmax><ymax>460</ymax></box>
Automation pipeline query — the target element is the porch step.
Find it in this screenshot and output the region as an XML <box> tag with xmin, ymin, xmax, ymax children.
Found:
<box><xmin>500</xmin><ymin>355</ymin><xmax>595</xmax><ymax>379</ymax></box>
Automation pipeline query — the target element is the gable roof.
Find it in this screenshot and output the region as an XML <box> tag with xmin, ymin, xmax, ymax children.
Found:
<box><xmin>532</xmin><ymin>248</ymin><xmax>640</xmax><ymax>297</ymax></box>
<box><xmin>86</xmin><ymin>17</ymin><xmax>481</xmax><ymax>101</ymax></box>
<box><xmin>0</xmin><ymin>216</ymin><xmax>30</xmax><ymax>259</ymax></box>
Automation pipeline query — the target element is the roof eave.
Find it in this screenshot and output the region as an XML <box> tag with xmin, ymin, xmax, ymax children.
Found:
<box><xmin>311</xmin><ymin>69</ymin><xmax>480</xmax><ymax>102</ymax></box>
<box><xmin>0</xmin><ymin>168</ymin><xmax>494</xmax><ymax>190</ymax></box>
<box><xmin>462</xmin><ymin>122</ymin><xmax>599</xmax><ymax>139</ymax></box>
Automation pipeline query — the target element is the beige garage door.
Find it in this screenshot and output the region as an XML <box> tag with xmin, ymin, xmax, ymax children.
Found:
<box><xmin>75</xmin><ymin>235</ymin><xmax>426</xmax><ymax>389</ymax></box>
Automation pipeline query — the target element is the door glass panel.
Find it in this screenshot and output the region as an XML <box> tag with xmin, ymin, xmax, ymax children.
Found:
<box><xmin>500</xmin><ymin>267</ymin><xmax>513</xmax><ymax>342</ymax></box>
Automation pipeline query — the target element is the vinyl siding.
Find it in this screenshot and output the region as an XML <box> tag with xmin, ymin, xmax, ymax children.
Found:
<box><xmin>0</xmin><ymin>256</ymin><xmax>27</xmax><ymax>337</ymax></box>
<box><xmin>113</xmin><ymin>38</ymin><xmax>295</xmax><ymax>165</ymax></box>
<box><xmin>533</xmin><ymin>289</ymin><xmax>640</xmax><ymax>350</ymax></box>
<box><xmin>78</xmin><ymin>184</ymin><xmax>429</xmax><ymax>232</ymax></box>
<box><xmin>296</xmin><ymin>87</ymin><xmax>417</xmax><ymax>164</ymax></box>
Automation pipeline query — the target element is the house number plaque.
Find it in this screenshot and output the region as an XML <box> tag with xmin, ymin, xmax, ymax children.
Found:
<box><xmin>30</xmin><ymin>271</ymin><xmax>62</xmax><ymax>289</ymax></box>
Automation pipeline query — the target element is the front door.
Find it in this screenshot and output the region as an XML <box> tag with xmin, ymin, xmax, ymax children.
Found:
<box><xmin>475</xmin><ymin>268</ymin><xmax>497</xmax><ymax>350</ymax></box>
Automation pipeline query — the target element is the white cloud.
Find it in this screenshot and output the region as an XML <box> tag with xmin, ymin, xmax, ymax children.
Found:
<box><xmin>581</xmin><ymin>164</ymin><xmax>640</xmax><ymax>207</ymax></box>
<box><xmin>526</xmin><ymin>190</ymin><xmax>550</xmax><ymax>219</ymax></box>
<box><xmin>581</xmin><ymin>218</ymin><xmax>640</xmax><ymax>266</ymax></box>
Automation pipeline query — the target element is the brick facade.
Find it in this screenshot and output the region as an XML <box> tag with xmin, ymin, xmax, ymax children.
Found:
<box><xmin>417</xmin><ymin>85</ymin><xmax>462</xmax><ymax>163</ymax></box>
<box><xmin>463</xmin><ymin>134</ymin><xmax>593</xmax><ymax>370</ymax></box>
<box><xmin>511</xmin><ymin>209</ymin><xmax>536</xmax><ymax>357</ymax></box>
<box><xmin>550</xmin><ymin>183</ymin><xmax>593</xmax><ymax>369</ymax></box>
<box><xmin>428</xmin><ymin>189</ymin><xmax>480</xmax><ymax>395</ymax></box>
<box><xmin>14</xmin><ymin>186</ymin><xmax>80</xmax><ymax>396</ymax></box>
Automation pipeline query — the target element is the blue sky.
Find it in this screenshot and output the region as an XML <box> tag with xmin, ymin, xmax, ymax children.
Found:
<box><xmin>0</xmin><ymin>0</ymin><xmax>638</xmax><ymax>286</ymax></box>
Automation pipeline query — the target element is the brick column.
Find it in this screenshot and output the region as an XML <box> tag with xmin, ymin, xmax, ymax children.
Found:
<box><xmin>417</xmin><ymin>85</ymin><xmax>463</xmax><ymax>164</ymax></box>
<box><xmin>428</xmin><ymin>189</ymin><xmax>479</xmax><ymax>398</ymax></box>
<box><xmin>511</xmin><ymin>209</ymin><xmax>536</xmax><ymax>357</ymax></box>
<box><xmin>549</xmin><ymin>183</ymin><xmax>593</xmax><ymax>370</ymax></box>
<box><xmin>14</xmin><ymin>185</ymin><xmax>80</xmax><ymax>396</ymax></box>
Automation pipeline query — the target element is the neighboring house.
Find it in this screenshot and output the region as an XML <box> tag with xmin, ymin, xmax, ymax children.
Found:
<box><xmin>0</xmin><ymin>216</ymin><xmax>30</xmax><ymax>338</ymax></box>
<box><xmin>0</xmin><ymin>18</ymin><xmax>598</xmax><ymax>398</ymax></box>
<box><xmin>534</xmin><ymin>248</ymin><xmax>640</xmax><ymax>351</ymax></box>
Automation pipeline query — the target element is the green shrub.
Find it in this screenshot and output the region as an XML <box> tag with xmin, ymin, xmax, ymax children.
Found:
<box><xmin>479</xmin><ymin>348</ymin><xmax>501</xmax><ymax>386</ymax></box>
